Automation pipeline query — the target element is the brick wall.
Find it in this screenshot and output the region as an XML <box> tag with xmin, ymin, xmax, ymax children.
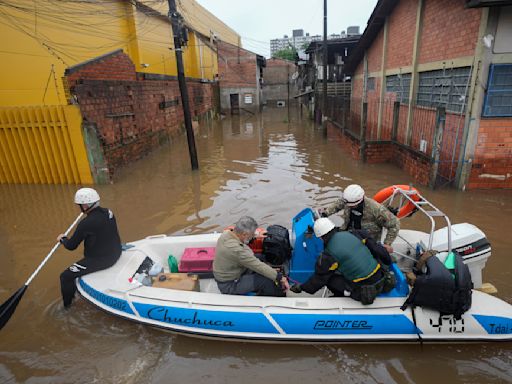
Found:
<box><xmin>419</xmin><ymin>0</ymin><xmax>481</xmax><ymax>64</ymax></box>
<box><xmin>66</xmin><ymin>49</ymin><xmax>137</xmax><ymax>82</ymax></box>
<box><xmin>469</xmin><ymin>118</ymin><xmax>512</xmax><ymax>189</ymax></box>
<box><xmin>265</xmin><ymin>58</ymin><xmax>295</xmax><ymax>84</ymax></box>
<box><xmin>386</xmin><ymin>0</ymin><xmax>418</xmax><ymax>69</ymax></box>
<box><xmin>217</xmin><ymin>41</ymin><xmax>257</xmax><ymax>88</ymax></box>
<box><xmin>65</xmin><ymin>50</ymin><xmax>214</xmax><ymax>181</ymax></box>
<box><xmin>366</xmin><ymin>142</ymin><xmax>394</xmax><ymax>163</ymax></box>
<box><xmin>327</xmin><ymin>120</ymin><xmax>432</xmax><ymax>186</ymax></box>
<box><xmin>367</xmin><ymin>28</ymin><xmax>384</xmax><ymax>73</ymax></box>
<box><xmin>326</xmin><ymin>121</ymin><xmax>361</xmax><ymax>160</ymax></box>
<box><xmin>392</xmin><ymin>145</ymin><xmax>431</xmax><ymax>185</ymax></box>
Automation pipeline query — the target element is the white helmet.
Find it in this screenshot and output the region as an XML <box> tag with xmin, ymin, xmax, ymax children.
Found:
<box><xmin>343</xmin><ymin>184</ymin><xmax>365</xmax><ymax>206</ymax></box>
<box><xmin>74</xmin><ymin>188</ymin><xmax>100</xmax><ymax>205</ymax></box>
<box><xmin>314</xmin><ymin>218</ymin><xmax>335</xmax><ymax>238</ymax></box>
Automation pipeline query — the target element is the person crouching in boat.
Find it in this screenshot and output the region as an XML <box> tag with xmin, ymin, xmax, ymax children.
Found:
<box><xmin>57</xmin><ymin>188</ymin><xmax>122</xmax><ymax>308</ymax></box>
<box><xmin>318</xmin><ymin>184</ymin><xmax>400</xmax><ymax>254</ymax></box>
<box><xmin>213</xmin><ymin>216</ymin><xmax>290</xmax><ymax>296</ymax></box>
<box><xmin>290</xmin><ymin>218</ymin><xmax>393</xmax><ymax>305</ymax></box>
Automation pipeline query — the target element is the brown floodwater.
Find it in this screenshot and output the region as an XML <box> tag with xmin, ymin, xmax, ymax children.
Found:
<box><xmin>1</xmin><ymin>108</ymin><xmax>511</xmax><ymax>383</ymax></box>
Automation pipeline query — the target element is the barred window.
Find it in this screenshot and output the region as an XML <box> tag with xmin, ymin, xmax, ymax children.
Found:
<box><xmin>482</xmin><ymin>64</ymin><xmax>512</xmax><ymax>117</ymax></box>
<box><xmin>386</xmin><ymin>73</ymin><xmax>411</xmax><ymax>104</ymax></box>
<box><xmin>416</xmin><ymin>67</ymin><xmax>472</xmax><ymax>113</ymax></box>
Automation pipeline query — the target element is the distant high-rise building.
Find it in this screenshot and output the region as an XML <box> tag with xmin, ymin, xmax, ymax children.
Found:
<box><xmin>270</xmin><ymin>27</ymin><xmax>359</xmax><ymax>56</ymax></box>
<box><xmin>292</xmin><ymin>29</ymin><xmax>304</xmax><ymax>37</ymax></box>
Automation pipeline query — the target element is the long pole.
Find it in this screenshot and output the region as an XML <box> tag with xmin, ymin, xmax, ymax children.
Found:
<box><xmin>168</xmin><ymin>0</ymin><xmax>199</xmax><ymax>170</ymax></box>
<box><xmin>322</xmin><ymin>0</ymin><xmax>328</xmax><ymax>124</ymax></box>
<box><xmin>0</xmin><ymin>213</ymin><xmax>84</xmax><ymax>330</ymax></box>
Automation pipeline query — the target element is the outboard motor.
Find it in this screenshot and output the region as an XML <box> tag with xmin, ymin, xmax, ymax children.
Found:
<box><xmin>431</xmin><ymin>223</ymin><xmax>491</xmax><ymax>289</ymax></box>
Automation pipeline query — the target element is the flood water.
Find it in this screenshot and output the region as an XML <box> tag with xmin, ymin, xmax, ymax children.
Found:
<box><xmin>1</xmin><ymin>108</ymin><xmax>511</xmax><ymax>383</ymax></box>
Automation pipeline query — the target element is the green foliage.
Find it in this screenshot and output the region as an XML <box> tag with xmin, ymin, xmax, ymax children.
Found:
<box><xmin>272</xmin><ymin>47</ymin><xmax>297</xmax><ymax>62</ymax></box>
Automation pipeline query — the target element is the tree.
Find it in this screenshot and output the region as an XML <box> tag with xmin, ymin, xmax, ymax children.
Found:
<box><xmin>272</xmin><ymin>47</ymin><xmax>298</xmax><ymax>62</ymax></box>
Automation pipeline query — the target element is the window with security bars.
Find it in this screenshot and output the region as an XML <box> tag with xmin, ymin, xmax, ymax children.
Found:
<box><xmin>386</xmin><ymin>73</ymin><xmax>411</xmax><ymax>103</ymax></box>
<box><xmin>482</xmin><ymin>64</ymin><xmax>512</xmax><ymax>117</ymax></box>
<box><xmin>416</xmin><ymin>67</ymin><xmax>472</xmax><ymax>113</ymax></box>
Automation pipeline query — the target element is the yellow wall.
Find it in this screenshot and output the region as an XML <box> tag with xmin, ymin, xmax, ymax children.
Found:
<box><xmin>0</xmin><ymin>0</ymin><xmax>239</xmax><ymax>107</ymax></box>
<box><xmin>0</xmin><ymin>0</ymin><xmax>237</xmax><ymax>184</ymax></box>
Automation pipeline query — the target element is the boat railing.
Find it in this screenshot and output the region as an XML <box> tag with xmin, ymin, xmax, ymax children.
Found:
<box><xmin>387</xmin><ymin>186</ymin><xmax>452</xmax><ymax>252</ymax></box>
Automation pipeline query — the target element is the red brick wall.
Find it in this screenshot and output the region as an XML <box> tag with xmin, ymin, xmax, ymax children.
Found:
<box><xmin>65</xmin><ymin>50</ymin><xmax>214</xmax><ymax>180</ymax></box>
<box><xmin>367</xmin><ymin>28</ymin><xmax>384</xmax><ymax>73</ymax></box>
<box><xmin>66</xmin><ymin>50</ymin><xmax>136</xmax><ymax>82</ymax></box>
<box><xmin>326</xmin><ymin>121</ymin><xmax>361</xmax><ymax>160</ymax></box>
<box><xmin>352</xmin><ymin>77</ymin><xmax>364</xmax><ymax>99</ymax></box>
<box><xmin>419</xmin><ymin>0</ymin><xmax>481</xmax><ymax>64</ymax></box>
<box><xmin>393</xmin><ymin>145</ymin><xmax>431</xmax><ymax>185</ymax></box>
<box><xmin>469</xmin><ymin>118</ymin><xmax>512</xmax><ymax>189</ymax></box>
<box><xmin>366</xmin><ymin>142</ymin><xmax>394</xmax><ymax>163</ymax></box>
<box><xmin>386</xmin><ymin>0</ymin><xmax>418</xmax><ymax>69</ymax></box>
<box><xmin>366</xmin><ymin>79</ymin><xmax>381</xmax><ymax>140</ymax></box>
<box><xmin>327</xmin><ymin>120</ymin><xmax>431</xmax><ymax>186</ymax></box>
<box><xmin>217</xmin><ymin>41</ymin><xmax>257</xmax><ymax>88</ymax></box>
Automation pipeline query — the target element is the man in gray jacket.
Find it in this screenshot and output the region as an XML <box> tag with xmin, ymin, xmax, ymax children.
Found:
<box><xmin>213</xmin><ymin>216</ymin><xmax>289</xmax><ymax>296</ymax></box>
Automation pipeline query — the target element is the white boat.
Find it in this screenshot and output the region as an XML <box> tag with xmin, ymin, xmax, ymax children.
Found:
<box><xmin>77</xmin><ymin>188</ymin><xmax>512</xmax><ymax>343</ymax></box>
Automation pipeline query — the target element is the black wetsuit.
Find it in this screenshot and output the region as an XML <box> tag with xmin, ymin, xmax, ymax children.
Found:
<box><xmin>59</xmin><ymin>206</ymin><xmax>122</xmax><ymax>307</ymax></box>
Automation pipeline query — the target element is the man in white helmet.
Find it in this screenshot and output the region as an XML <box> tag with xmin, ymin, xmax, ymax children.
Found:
<box><xmin>319</xmin><ymin>184</ymin><xmax>399</xmax><ymax>253</ymax></box>
<box><xmin>290</xmin><ymin>218</ymin><xmax>391</xmax><ymax>305</ymax></box>
<box><xmin>57</xmin><ymin>188</ymin><xmax>122</xmax><ymax>308</ymax></box>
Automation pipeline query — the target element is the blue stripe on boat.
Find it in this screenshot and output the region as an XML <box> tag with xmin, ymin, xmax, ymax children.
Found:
<box><xmin>473</xmin><ymin>314</ymin><xmax>512</xmax><ymax>335</ymax></box>
<box><xmin>134</xmin><ymin>302</ymin><xmax>279</xmax><ymax>333</ymax></box>
<box><xmin>273</xmin><ymin>313</ymin><xmax>420</xmax><ymax>335</ymax></box>
<box><xmin>79</xmin><ymin>279</ymin><xmax>134</xmax><ymax>315</ymax></box>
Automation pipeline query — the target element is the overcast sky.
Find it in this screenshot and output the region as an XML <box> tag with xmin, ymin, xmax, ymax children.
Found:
<box><xmin>196</xmin><ymin>0</ymin><xmax>378</xmax><ymax>57</ymax></box>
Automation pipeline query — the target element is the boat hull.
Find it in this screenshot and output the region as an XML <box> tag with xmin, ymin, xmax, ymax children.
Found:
<box><xmin>77</xmin><ymin>258</ymin><xmax>512</xmax><ymax>343</ymax></box>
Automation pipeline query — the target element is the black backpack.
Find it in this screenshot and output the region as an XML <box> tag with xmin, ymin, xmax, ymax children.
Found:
<box><xmin>262</xmin><ymin>225</ymin><xmax>292</xmax><ymax>265</ymax></box>
<box><xmin>401</xmin><ymin>251</ymin><xmax>473</xmax><ymax>319</ymax></box>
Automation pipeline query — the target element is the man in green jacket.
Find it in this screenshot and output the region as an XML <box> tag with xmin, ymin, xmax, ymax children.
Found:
<box><xmin>290</xmin><ymin>218</ymin><xmax>387</xmax><ymax>304</ymax></box>
<box><xmin>320</xmin><ymin>184</ymin><xmax>400</xmax><ymax>253</ymax></box>
<box><xmin>213</xmin><ymin>216</ymin><xmax>289</xmax><ymax>296</ymax></box>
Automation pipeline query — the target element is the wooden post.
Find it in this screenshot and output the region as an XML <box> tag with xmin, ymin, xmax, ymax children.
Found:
<box><xmin>429</xmin><ymin>106</ymin><xmax>446</xmax><ymax>188</ymax></box>
<box><xmin>391</xmin><ymin>101</ymin><xmax>400</xmax><ymax>142</ymax></box>
<box><xmin>360</xmin><ymin>101</ymin><xmax>368</xmax><ymax>161</ymax></box>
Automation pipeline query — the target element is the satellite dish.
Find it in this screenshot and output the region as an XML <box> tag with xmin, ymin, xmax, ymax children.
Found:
<box><xmin>291</xmin><ymin>71</ymin><xmax>299</xmax><ymax>80</ymax></box>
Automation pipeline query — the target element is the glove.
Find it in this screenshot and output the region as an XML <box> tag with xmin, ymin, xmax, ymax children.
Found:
<box><xmin>290</xmin><ymin>284</ymin><xmax>302</xmax><ymax>293</ymax></box>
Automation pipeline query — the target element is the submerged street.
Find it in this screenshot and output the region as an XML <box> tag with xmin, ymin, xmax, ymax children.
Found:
<box><xmin>1</xmin><ymin>108</ymin><xmax>512</xmax><ymax>383</ymax></box>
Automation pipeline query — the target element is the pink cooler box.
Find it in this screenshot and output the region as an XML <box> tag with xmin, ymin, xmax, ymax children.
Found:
<box><xmin>178</xmin><ymin>247</ymin><xmax>216</xmax><ymax>273</ymax></box>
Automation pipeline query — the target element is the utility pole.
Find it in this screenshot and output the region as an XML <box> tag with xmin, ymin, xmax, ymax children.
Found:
<box><xmin>167</xmin><ymin>0</ymin><xmax>198</xmax><ymax>170</ymax></box>
<box><xmin>322</xmin><ymin>0</ymin><xmax>328</xmax><ymax>126</ymax></box>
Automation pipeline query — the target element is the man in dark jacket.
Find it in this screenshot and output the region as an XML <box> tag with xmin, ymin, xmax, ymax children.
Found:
<box><xmin>290</xmin><ymin>218</ymin><xmax>389</xmax><ymax>304</ymax></box>
<box><xmin>57</xmin><ymin>188</ymin><xmax>121</xmax><ymax>308</ymax></box>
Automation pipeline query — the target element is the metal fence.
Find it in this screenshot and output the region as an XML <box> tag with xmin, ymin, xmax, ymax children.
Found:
<box><xmin>322</xmin><ymin>95</ymin><xmax>467</xmax><ymax>187</ymax></box>
<box><xmin>0</xmin><ymin>105</ymin><xmax>93</xmax><ymax>184</ymax></box>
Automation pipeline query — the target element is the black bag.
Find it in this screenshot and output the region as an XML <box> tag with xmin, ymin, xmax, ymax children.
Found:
<box><xmin>401</xmin><ymin>252</ymin><xmax>473</xmax><ymax>319</ymax></box>
<box><xmin>262</xmin><ymin>225</ymin><xmax>292</xmax><ymax>265</ymax></box>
